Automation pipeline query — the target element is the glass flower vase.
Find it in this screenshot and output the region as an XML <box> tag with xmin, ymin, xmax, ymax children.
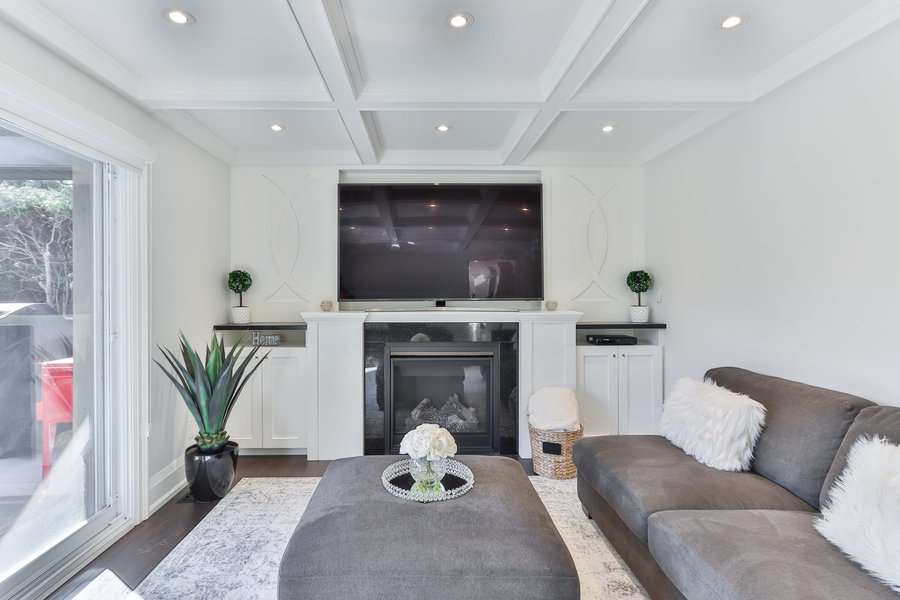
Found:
<box><xmin>409</xmin><ymin>457</ymin><xmax>447</xmax><ymax>494</ymax></box>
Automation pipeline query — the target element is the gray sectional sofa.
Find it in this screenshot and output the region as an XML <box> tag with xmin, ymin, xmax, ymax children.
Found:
<box><xmin>573</xmin><ymin>367</ymin><xmax>900</xmax><ymax>600</ymax></box>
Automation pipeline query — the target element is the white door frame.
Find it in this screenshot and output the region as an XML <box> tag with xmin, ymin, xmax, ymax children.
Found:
<box><xmin>0</xmin><ymin>82</ymin><xmax>152</xmax><ymax>599</ymax></box>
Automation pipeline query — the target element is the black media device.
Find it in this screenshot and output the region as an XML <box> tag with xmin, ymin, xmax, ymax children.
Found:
<box><xmin>338</xmin><ymin>183</ymin><xmax>543</xmax><ymax>301</ymax></box>
<box><xmin>585</xmin><ymin>335</ymin><xmax>638</xmax><ymax>346</ymax></box>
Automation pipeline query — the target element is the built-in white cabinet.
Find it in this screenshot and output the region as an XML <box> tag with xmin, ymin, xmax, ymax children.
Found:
<box><xmin>227</xmin><ymin>347</ymin><xmax>310</xmax><ymax>450</ymax></box>
<box><xmin>576</xmin><ymin>345</ymin><xmax>662</xmax><ymax>436</ymax></box>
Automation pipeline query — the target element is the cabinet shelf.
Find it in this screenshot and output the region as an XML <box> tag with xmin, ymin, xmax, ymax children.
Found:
<box><xmin>576</xmin><ymin>322</ymin><xmax>666</xmax><ymax>330</ymax></box>
<box><xmin>214</xmin><ymin>322</ymin><xmax>307</xmax><ymax>331</ymax></box>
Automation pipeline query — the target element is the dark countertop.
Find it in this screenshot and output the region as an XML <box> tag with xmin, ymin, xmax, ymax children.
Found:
<box><xmin>214</xmin><ymin>320</ymin><xmax>663</xmax><ymax>331</ymax></box>
<box><xmin>576</xmin><ymin>322</ymin><xmax>666</xmax><ymax>330</ymax></box>
<box><xmin>213</xmin><ymin>322</ymin><xmax>307</xmax><ymax>331</ymax></box>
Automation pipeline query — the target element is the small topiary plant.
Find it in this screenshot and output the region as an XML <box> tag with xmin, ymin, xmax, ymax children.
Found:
<box><xmin>228</xmin><ymin>269</ymin><xmax>252</xmax><ymax>307</ymax></box>
<box><xmin>626</xmin><ymin>270</ymin><xmax>652</xmax><ymax>307</ymax></box>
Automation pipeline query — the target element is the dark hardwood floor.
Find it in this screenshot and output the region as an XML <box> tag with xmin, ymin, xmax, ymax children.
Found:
<box><xmin>49</xmin><ymin>456</ymin><xmax>329</xmax><ymax>600</ymax></box>
<box><xmin>49</xmin><ymin>455</ymin><xmax>532</xmax><ymax>599</ymax></box>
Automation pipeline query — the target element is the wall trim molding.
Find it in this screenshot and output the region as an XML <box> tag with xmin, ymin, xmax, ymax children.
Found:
<box><xmin>148</xmin><ymin>457</ymin><xmax>187</xmax><ymax>515</ymax></box>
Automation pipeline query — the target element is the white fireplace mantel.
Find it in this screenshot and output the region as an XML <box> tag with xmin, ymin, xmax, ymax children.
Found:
<box><xmin>301</xmin><ymin>310</ymin><xmax>582</xmax><ymax>460</ymax></box>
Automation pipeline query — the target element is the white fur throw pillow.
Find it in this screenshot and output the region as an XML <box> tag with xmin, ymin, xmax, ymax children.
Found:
<box><xmin>815</xmin><ymin>436</ymin><xmax>900</xmax><ymax>593</ymax></box>
<box><xmin>660</xmin><ymin>377</ymin><xmax>766</xmax><ymax>471</ymax></box>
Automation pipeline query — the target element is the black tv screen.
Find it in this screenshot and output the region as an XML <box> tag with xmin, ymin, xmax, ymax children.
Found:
<box><xmin>339</xmin><ymin>184</ymin><xmax>543</xmax><ymax>301</ymax></box>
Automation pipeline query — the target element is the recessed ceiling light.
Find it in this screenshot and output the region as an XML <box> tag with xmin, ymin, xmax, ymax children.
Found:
<box><xmin>503</xmin><ymin>226</ymin><xmax>511</xmax><ymax>232</ymax></box>
<box><xmin>391</xmin><ymin>242</ymin><xmax>401</xmax><ymax>248</ymax></box>
<box><xmin>435</xmin><ymin>124</ymin><xmax>450</xmax><ymax>133</ymax></box>
<box><xmin>349</xmin><ymin>226</ymin><xmax>357</xmax><ymax>230</ymax></box>
<box><xmin>407</xmin><ymin>241</ymin><xmax>415</xmax><ymax>245</ymax></box>
<box><xmin>165</xmin><ymin>9</ymin><xmax>194</xmax><ymax>25</ymax></box>
<box><xmin>427</xmin><ymin>226</ymin><xmax>434</xmax><ymax>230</ymax></box>
<box><xmin>521</xmin><ymin>207</ymin><xmax>530</xmax><ymax>212</ymax></box>
<box><xmin>448</xmin><ymin>13</ymin><xmax>473</xmax><ymax>28</ymax></box>
<box><xmin>428</xmin><ymin>202</ymin><xmax>439</xmax><ymax>208</ymax></box>
<box><xmin>602</xmin><ymin>124</ymin><xmax>615</xmax><ymax>133</ymax></box>
<box><xmin>270</xmin><ymin>123</ymin><xmax>285</xmax><ymax>132</ymax></box>
<box><xmin>721</xmin><ymin>15</ymin><xmax>743</xmax><ymax>29</ymax></box>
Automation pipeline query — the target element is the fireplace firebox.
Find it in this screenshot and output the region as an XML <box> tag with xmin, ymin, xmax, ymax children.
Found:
<box><xmin>364</xmin><ymin>323</ymin><xmax>518</xmax><ymax>455</ymax></box>
<box><xmin>389</xmin><ymin>345</ymin><xmax>498</xmax><ymax>453</ymax></box>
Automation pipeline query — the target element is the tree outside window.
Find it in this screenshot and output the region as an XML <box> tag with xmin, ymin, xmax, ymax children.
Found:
<box><xmin>0</xmin><ymin>179</ymin><xmax>73</xmax><ymax>315</ymax></box>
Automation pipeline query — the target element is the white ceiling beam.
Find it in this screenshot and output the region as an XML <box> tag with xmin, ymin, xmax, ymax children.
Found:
<box><xmin>378</xmin><ymin>150</ymin><xmax>504</xmax><ymax>166</ymax></box>
<box><xmin>0</xmin><ymin>0</ymin><xmax>140</xmax><ymax>100</ymax></box>
<box><xmin>538</xmin><ymin>0</ymin><xmax>617</xmax><ymax>98</ymax></box>
<box><xmin>627</xmin><ymin>0</ymin><xmax>900</xmax><ymax>167</ymax></box>
<box><xmin>153</xmin><ymin>110</ymin><xmax>236</xmax><ymax>164</ymax></box>
<box><xmin>631</xmin><ymin>109</ymin><xmax>736</xmax><ymax>165</ymax></box>
<box><xmin>356</xmin><ymin>84</ymin><xmax>543</xmax><ymax>106</ymax></box>
<box><xmin>144</xmin><ymin>98</ymin><xmax>336</xmax><ymax>111</ymax></box>
<box><xmin>234</xmin><ymin>148</ymin><xmax>359</xmax><ymax>166</ymax></box>
<box><xmin>503</xmin><ymin>0</ymin><xmax>652</xmax><ymax>165</ymax></box>
<box><xmin>140</xmin><ymin>82</ymin><xmax>331</xmax><ymax>110</ymax></box>
<box><xmin>355</xmin><ymin>101</ymin><xmax>543</xmax><ymax>112</ymax></box>
<box><xmin>286</xmin><ymin>0</ymin><xmax>379</xmax><ymax>164</ymax></box>
<box><xmin>751</xmin><ymin>0</ymin><xmax>900</xmax><ymax>100</ymax></box>
<box><xmin>563</xmin><ymin>100</ymin><xmax>747</xmax><ymax>112</ymax></box>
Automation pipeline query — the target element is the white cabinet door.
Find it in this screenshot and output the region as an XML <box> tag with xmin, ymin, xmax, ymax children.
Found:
<box><xmin>576</xmin><ymin>347</ymin><xmax>620</xmax><ymax>436</ymax></box>
<box><xmin>617</xmin><ymin>346</ymin><xmax>662</xmax><ymax>435</ymax></box>
<box><xmin>227</xmin><ymin>354</ymin><xmax>262</xmax><ymax>447</ymax></box>
<box><xmin>261</xmin><ymin>349</ymin><xmax>308</xmax><ymax>449</ymax></box>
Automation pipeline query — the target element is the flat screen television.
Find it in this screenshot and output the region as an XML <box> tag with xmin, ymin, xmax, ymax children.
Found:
<box><xmin>338</xmin><ymin>183</ymin><xmax>543</xmax><ymax>301</ymax></box>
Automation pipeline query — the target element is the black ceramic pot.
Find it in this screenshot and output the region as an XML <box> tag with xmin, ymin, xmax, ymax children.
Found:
<box><xmin>184</xmin><ymin>441</ymin><xmax>239</xmax><ymax>501</ymax></box>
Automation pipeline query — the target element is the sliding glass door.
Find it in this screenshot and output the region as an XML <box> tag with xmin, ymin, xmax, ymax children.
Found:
<box><xmin>0</xmin><ymin>123</ymin><xmax>120</xmax><ymax>596</ymax></box>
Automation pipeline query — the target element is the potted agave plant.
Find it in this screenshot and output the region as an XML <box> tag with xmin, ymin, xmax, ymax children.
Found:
<box><xmin>155</xmin><ymin>334</ymin><xmax>268</xmax><ymax>501</ymax></box>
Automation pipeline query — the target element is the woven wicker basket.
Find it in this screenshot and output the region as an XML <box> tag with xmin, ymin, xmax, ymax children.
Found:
<box><xmin>528</xmin><ymin>423</ymin><xmax>583</xmax><ymax>480</ymax></box>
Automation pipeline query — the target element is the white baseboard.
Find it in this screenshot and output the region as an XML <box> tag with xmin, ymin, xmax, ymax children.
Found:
<box><xmin>239</xmin><ymin>448</ymin><xmax>308</xmax><ymax>456</ymax></box>
<box><xmin>146</xmin><ymin>449</ymin><xmax>309</xmax><ymax>517</ymax></box>
<box><xmin>148</xmin><ymin>458</ymin><xmax>187</xmax><ymax>515</ymax></box>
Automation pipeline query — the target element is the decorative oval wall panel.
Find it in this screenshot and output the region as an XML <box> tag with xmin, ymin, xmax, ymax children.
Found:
<box><xmin>261</xmin><ymin>174</ymin><xmax>308</xmax><ymax>304</ymax></box>
<box><xmin>569</xmin><ymin>175</ymin><xmax>615</xmax><ymax>303</ymax></box>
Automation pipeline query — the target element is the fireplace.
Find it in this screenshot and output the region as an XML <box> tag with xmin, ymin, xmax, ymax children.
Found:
<box><xmin>389</xmin><ymin>345</ymin><xmax>498</xmax><ymax>453</ymax></box>
<box><xmin>364</xmin><ymin>323</ymin><xmax>518</xmax><ymax>455</ymax></box>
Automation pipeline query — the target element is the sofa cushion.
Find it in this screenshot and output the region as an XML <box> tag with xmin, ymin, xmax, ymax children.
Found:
<box><xmin>821</xmin><ymin>405</ymin><xmax>900</xmax><ymax>507</ymax></box>
<box><xmin>816</xmin><ymin>436</ymin><xmax>900</xmax><ymax>593</ymax></box>
<box><xmin>705</xmin><ymin>367</ymin><xmax>873</xmax><ymax>508</ymax></box>
<box><xmin>572</xmin><ymin>435</ymin><xmax>814</xmax><ymax>543</ymax></box>
<box><xmin>648</xmin><ymin>510</ymin><xmax>898</xmax><ymax>600</ymax></box>
<box><xmin>660</xmin><ymin>377</ymin><xmax>766</xmax><ymax>471</ymax></box>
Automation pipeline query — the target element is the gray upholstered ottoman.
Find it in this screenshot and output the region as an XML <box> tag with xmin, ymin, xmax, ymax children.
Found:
<box><xmin>278</xmin><ymin>455</ymin><xmax>579</xmax><ymax>600</ymax></box>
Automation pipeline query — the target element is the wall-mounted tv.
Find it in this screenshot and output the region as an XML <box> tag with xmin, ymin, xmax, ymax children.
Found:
<box><xmin>338</xmin><ymin>183</ymin><xmax>543</xmax><ymax>301</ymax></box>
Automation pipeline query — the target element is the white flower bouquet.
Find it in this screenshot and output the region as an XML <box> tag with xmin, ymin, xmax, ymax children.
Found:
<box><xmin>399</xmin><ymin>423</ymin><xmax>458</xmax><ymax>461</ymax></box>
<box><xmin>399</xmin><ymin>424</ymin><xmax>458</xmax><ymax>493</ymax></box>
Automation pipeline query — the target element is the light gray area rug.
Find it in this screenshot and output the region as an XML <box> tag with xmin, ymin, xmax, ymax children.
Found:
<box><xmin>96</xmin><ymin>476</ymin><xmax>647</xmax><ymax>599</ymax></box>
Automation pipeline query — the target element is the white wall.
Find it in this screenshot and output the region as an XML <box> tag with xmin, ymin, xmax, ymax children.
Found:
<box><xmin>230</xmin><ymin>166</ymin><xmax>644</xmax><ymax>321</ymax></box>
<box><xmin>645</xmin><ymin>22</ymin><xmax>900</xmax><ymax>407</ymax></box>
<box><xmin>0</xmin><ymin>19</ymin><xmax>231</xmax><ymax>509</ymax></box>
<box><xmin>148</xmin><ymin>137</ymin><xmax>230</xmax><ymax>508</ymax></box>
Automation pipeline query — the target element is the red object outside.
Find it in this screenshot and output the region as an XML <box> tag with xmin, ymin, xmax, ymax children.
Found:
<box><xmin>36</xmin><ymin>358</ymin><xmax>73</xmax><ymax>477</ymax></box>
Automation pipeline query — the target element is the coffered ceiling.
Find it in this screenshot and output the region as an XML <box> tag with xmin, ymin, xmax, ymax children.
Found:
<box><xmin>2</xmin><ymin>0</ymin><xmax>898</xmax><ymax>167</ymax></box>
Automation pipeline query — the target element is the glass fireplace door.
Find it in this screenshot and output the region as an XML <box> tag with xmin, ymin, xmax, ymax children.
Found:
<box><xmin>389</xmin><ymin>355</ymin><xmax>493</xmax><ymax>453</ymax></box>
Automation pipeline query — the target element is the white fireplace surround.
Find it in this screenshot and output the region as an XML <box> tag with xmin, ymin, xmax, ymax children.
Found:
<box><xmin>302</xmin><ymin>310</ymin><xmax>581</xmax><ymax>460</ymax></box>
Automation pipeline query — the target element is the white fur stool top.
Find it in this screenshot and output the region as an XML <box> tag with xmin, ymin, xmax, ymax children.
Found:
<box><xmin>528</xmin><ymin>387</ymin><xmax>580</xmax><ymax>432</ymax></box>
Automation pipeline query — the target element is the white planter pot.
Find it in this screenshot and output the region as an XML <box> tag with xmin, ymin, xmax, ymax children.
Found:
<box><xmin>629</xmin><ymin>305</ymin><xmax>650</xmax><ymax>323</ymax></box>
<box><xmin>231</xmin><ymin>306</ymin><xmax>251</xmax><ymax>324</ymax></box>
